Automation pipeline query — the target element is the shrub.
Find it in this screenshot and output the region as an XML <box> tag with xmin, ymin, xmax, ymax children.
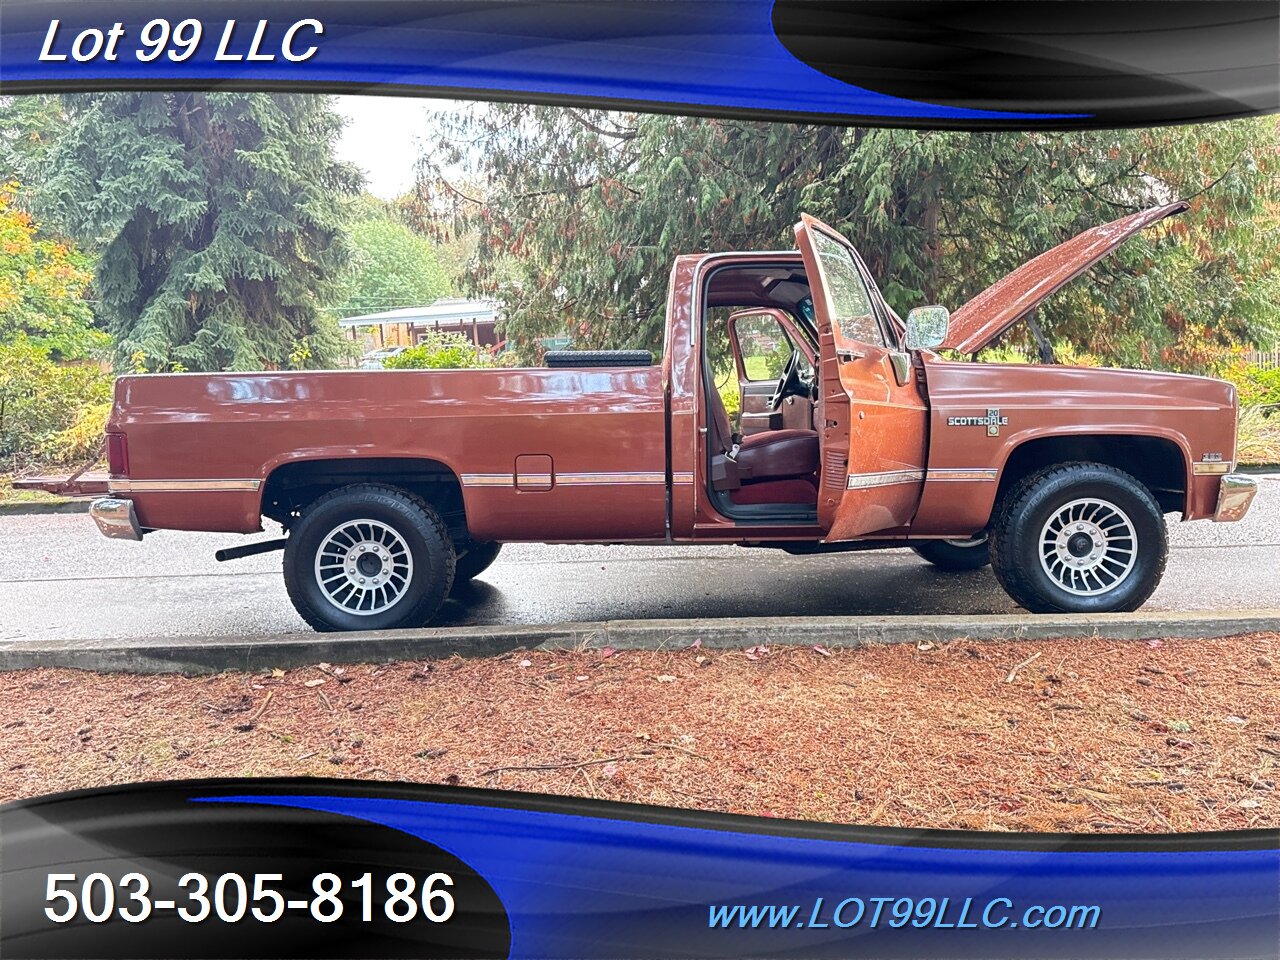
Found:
<box><xmin>0</xmin><ymin>335</ymin><xmax>113</xmax><ymax>469</ymax></box>
<box><xmin>382</xmin><ymin>332</ymin><xmax>497</xmax><ymax>370</ymax></box>
<box><xmin>1215</xmin><ymin>358</ymin><xmax>1280</xmax><ymax>409</ymax></box>
<box><xmin>43</xmin><ymin>400</ymin><xmax>111</xmax><ymax>466</ymax></box>
<box><xmin>1236</xmin><ymin>405</ymin><xmax>1280</xmax><ymax>467</ymax></box>
<box><xmin>711</xmin><ymin>367</ymin><xmax>740</xmax><ymax>426</ymax></box>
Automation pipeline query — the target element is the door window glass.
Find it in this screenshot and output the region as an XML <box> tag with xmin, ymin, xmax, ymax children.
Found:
<box><xmin>734</xmin><ymin>313</ymin><xmax>793</xmax><ymax>381</ymax></box>
<box><xmin>812</xmin><ymin>230</ymin><xmax>883</xmax><ymax>347</ymax></box>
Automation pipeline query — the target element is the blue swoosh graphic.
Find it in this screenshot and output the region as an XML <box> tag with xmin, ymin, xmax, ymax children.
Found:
<box><xmin>0</xmin><ymin>1</ymin><xmax>1082</xmax><ymax>122</ymax></box>
<box><xmin>199</xmin><ymin>793</ymin><xmax>1278</xmax><ymax>958</ymax></box>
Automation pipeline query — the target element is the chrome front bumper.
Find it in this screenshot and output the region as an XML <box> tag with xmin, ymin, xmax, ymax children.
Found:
<box><xmin>90</xmin><ymin>497</ymin><xmax>143</xmax><ymax>541</ymax></box>
<box><xmin>1213</xmin><ymin>474</ymin><xmax>1259</xmax><ymax>523</ymax></box>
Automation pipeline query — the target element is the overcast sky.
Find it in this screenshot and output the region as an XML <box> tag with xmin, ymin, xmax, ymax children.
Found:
<box><xmin>333</xmin><ymin>95</ymin><xmax>441</xmax><ymax>200</ymax></box>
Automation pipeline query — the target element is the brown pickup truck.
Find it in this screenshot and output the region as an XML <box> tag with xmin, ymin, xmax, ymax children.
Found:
<box><xmin>82</xmin><ymin>206</ymin><xmax>1257</xmax><ymax>631</ymax></box>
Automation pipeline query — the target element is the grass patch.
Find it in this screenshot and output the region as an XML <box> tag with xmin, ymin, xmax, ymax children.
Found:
<box><xmin>0</xmin><ymin>476</ymin><xmax>70</xmax><ymax>506</ymax></box>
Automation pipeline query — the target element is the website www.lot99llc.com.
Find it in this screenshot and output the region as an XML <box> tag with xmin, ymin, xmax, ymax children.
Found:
<box><xmin>709</xmin><ymin>896</ymin><xmax>1101</xmax><ymax>932</ymax></box>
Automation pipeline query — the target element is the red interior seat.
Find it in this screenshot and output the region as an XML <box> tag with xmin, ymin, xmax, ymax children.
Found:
<box><xmin>706</xmin><ymin>380</ymin><xmax>818</xmax><ymax>491</ymax></box>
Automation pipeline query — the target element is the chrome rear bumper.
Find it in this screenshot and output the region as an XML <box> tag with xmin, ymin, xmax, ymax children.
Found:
<box><xmin>90</xmin><ymin>497</ymin><xmax>143</xmax><ymax>541</ymax></box>
<box><xmin>1212</xmin><ymin>474</ymin><xmax>1258</xmax><ymax>523</ymax></box>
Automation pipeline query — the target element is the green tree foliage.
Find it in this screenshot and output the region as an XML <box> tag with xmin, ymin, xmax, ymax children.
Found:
<box><xmin>425</xmin><ymin>106</ymin><xmax>1280</xmax><ymax>369</ymax></box>
<box><xmin>0</xmin><ymin>95</ymin><xmax>67</xmax><ymax>187</ymax></box>
<box><xmin>33</xmin><ymin>92</ymin><xmax>359</xmax><ymax>371</ymax></box>
<box><xmin>328</xmin><ymin>213</ymin><xmax>450</xmax><ymax>319</ymax></box>
<box><xmin>392</xmin><ymin>178</ymin><xmax>512</xmax><ymax>296</ymax></box>
<box><xmin>0</xmin><ymin>179</ymin><xmax>105</xmax><ymax>359</ymax></box>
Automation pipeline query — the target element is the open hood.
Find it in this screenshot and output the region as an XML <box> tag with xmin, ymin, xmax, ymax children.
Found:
<box><xmin>940</xmin><ymin>201</ymin><xmax>1189</xmax><ymax>355</ymax></box>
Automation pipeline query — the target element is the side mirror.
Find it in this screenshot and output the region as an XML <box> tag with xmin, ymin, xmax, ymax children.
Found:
<box><xmin>904</xmin><ymin>305</ymin><xmax>950</xmax><ymax>351</ymax></box>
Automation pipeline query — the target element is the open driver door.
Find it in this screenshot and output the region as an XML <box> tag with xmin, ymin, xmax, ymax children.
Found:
<box><xmin>794</xmin><ymin>214</ymin><xmax>928</xmax><ymax>540</ymax></box>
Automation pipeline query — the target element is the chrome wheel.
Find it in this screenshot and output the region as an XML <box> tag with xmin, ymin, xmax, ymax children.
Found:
<box><xmin>1038</xmin><ymin>497</ymin><xmax>1137</xmax><ymax>596</ymax></box>
<box><xmin>314</xmin><ymin>519</ymin><xmax>413</xmax><ymax>615</ymax></box>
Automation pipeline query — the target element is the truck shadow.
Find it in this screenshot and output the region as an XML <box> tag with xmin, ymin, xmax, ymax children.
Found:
<box><xmin>432</xmin><ymin>552</ymin><xmax>1020</xmax><ymax>627</ymax></box>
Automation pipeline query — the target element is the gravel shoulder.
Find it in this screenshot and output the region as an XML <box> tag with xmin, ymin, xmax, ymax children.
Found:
<box><xmin>3</xmin><ymin>632</ymin><xmax>1275</xmax><ymax>833</ymax></box>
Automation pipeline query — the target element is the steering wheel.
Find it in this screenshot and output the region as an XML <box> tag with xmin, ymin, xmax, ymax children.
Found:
<box><xmin>768</xmin><ymin>350</ymin><xmax>803</xmax><ymax>412</ymax></box>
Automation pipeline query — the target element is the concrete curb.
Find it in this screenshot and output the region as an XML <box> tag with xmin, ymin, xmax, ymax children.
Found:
<box><xmin>2</xmin><ymin>609</ymin><xmax>1278</xmax><ymax>675</ymax></box>
<box><xmin>0</xmin><ymin>499</ymin><xmax>92</xmax><ymax>516</ymax></box>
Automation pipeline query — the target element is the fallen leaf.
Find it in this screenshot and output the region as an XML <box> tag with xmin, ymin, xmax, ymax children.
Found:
<box><xmin>518</xmin><ymin>660</ymin><xmax>532</xmax><ymax>669</ymax></box>
<box><xmin>812</xmin><ymin>644</ymin><xmax>832</xmax><ymax>657</ymax></box>
<box><xmin>270</xmin><ymin>669</ymin><xmax>285</xmax><ymax>679</ymax></box>
<box><xmin>600</xmin><ymin>647</ymin><xmax>616</xmax><ymax>659</ymax></box>
<box><xmin>303</xmin><ymin>679</ymin><xmax>326</xmax><ymax>688</ymax></box>
<box><xmin>601</xmin><ymin>763</ymin><xmax>618</xmax><ymax>778</ymax></box>
<box><xmin>656</xmin><ymin>675</ymin><xmax>677</xmax><ymax>683</ymax></box>
<box><xmin>1225</xmin><ymin>716</ymin><xmax>1248</xmax><ymax>726</ymax></box>
<box><xmin>1239</xmin><ymin>798</ymin><xmax>1262</xmax><ymax>809</ymax></box>
<box><xmin>575</xmin><ymin>675</ymin><xmax>590</xmax><ymax>682</ymax></box>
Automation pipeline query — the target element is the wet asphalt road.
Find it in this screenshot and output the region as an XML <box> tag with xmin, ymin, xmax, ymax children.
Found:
<box><xmin>2</xmin><ymin>477</ymin><xmax>1278</xmax><ymax>642</ymax></box>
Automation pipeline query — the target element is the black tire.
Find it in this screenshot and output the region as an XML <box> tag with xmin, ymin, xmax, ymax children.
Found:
<box><xmin>283</xmin><ymin>483</ymin><xmax>455</xmax><ymax>632</ymax></box>
<box><xmin>454</xmin><ymin>540</ymin><xmax>503</xmax><ymax>583</ymax></box>
<box><xmin>911</xmin><ymin>536</ymin><xmax>991</xmax><ymax>571</ymax></box>
<box><xmin>989</xmin><ymin>462</ymin><xmax>1167</xmax><ymax>614</ymax></box>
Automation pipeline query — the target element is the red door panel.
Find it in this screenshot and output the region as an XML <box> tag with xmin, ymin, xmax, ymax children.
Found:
<box><xmin>793</xmin><ymin>214</ymin><xmax>928</xmax><ymax>539</ymax></box>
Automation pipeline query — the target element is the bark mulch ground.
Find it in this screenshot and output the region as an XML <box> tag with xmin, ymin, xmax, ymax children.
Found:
<box><xmin>1</xmin><ymin>633</ymin><xmax>1276</xmax><ymax>833</ymax></box>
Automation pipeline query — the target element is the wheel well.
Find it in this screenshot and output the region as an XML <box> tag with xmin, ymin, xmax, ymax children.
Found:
<box><xmin>995</xmin><ymin>435</ymin><xmax>1187</xmax><ymax>516</ymax></box>
<box><xmin>261</xmin><ymin>457</ymin><xmax>468</xmax><ymax>539</ymax></box>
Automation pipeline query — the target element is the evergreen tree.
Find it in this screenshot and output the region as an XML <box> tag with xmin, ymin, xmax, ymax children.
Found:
<box><xmin>0</xmin><ymin>95</ymin><xmax>68</xmax><ymax>189</ymax></box>
<box><xmin>35</xmin><ymin>92</ymin><xmax>359</xmax><ymax>371</ymax></box>
<box><xmin>424</xmin><ymin>107</ymin><xmax>1280</xmax><ymax>370</ymax></box>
